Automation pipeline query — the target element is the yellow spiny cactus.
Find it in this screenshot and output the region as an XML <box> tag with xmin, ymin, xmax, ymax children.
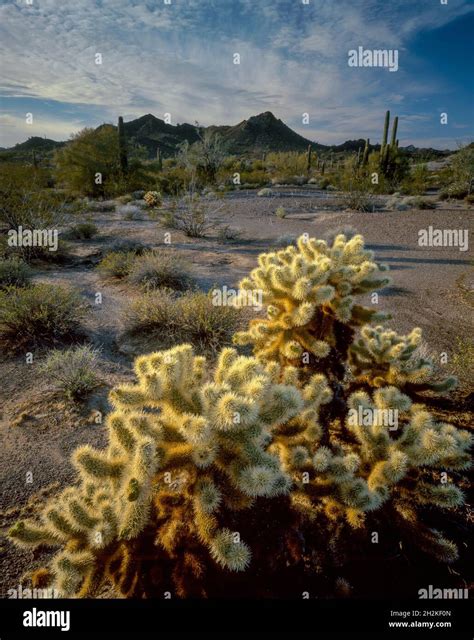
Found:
<box><xmin>9</xmin><ymin>344</ymin><xmax>333</xmax><ymax>596</ymax></box>
<box><xmin>276</xmin><ymin>384</ymin><xmax>471</xmax><ymax>562</ymax></box>
<box><xmin>349</xmin><ymin>325</ymin><xmax>457</xmax><ymax>394</ymax></box>
<box><xmin>234</xmin><ymin>234</ymin><xmax>391</xmax><ymax>369</ymax></box>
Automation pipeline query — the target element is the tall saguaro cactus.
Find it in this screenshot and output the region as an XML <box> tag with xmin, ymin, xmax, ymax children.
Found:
<box><xmin>381</xmin><ymin>110</ymin><xmax>390</xmax><ymax>156</ymax></box>
<box><xmin>306</xmin><ymin>144</ymin><xmax>312</xmax><ymax>172</ymax></box>
<box><xmin>390</xmin><ymin>116</ymin><xmax>399</xmax><ymax>149</ymax></box>
<box><xmin>118</xmin><ymin>116</ymin><xmax>128</xmax><ymax>175</ymax></box>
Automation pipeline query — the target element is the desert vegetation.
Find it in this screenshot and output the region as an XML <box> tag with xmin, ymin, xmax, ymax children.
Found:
<box><xmin>5</xmin><ymin>233</ymin><xmax>472</xmax><ymax>599</ymax></box>
<box><xmin>0</xmin><ymin>109</ymin><xmax>472</xmax><ymax>602</ymax></box>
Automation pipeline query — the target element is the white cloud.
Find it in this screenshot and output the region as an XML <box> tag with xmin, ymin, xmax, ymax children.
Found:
<box><xmin>0</xmin><ymin>0</ymin><xmax>472</xmax><ymax>147</ymax></box>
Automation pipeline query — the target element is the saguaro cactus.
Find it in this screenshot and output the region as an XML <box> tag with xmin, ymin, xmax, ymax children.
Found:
<box><xmin>118</xmin><ymin>116</ymin><xmax>128</xmax><ymax>174</ymax></box>
<box><xmin>306</xmin><ymin>144</ymin><xmax>312</xmax><ymax>172</ymax></box>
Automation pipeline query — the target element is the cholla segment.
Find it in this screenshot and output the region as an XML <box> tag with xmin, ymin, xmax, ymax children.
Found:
<box><xmin>350</xmin><ymin>325</ymin><xmax>457</xmax><ymax>393</ymax></box>
<box><xmin>234</xmin><ymin>234</ymin><xmax>391</xmax><ymax>364</ymax></box>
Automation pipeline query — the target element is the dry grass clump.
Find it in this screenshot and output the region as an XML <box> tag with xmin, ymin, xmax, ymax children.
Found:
<box><xmin>40</xmin><ymin>344</ymin><xmax>100</xmax><ymax>400</ymax></box>
<box><xmin>0</xmin><ymin>258</ymin><xmax>32</xmax><ymax>289</ymax></box>
<box><xmin>124</xmin><ymin>289</ymin><xmax>241</xmax><ymax>354</ymax></box>
<box><xmin>0</xmin><ymin>283</ymin><xmax>86</xmax><ymax>350</ymax></box>
<box><xmin>127</xmin><ymin>251</ymin><xmax>195</xmax><ymax>291</ymax></box>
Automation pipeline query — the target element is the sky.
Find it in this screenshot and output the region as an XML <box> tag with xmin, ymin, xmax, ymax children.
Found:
<box><xmin>0</xmin><ymin>0</ymin><xmax>473</xmax><ymax>149</ymax></box>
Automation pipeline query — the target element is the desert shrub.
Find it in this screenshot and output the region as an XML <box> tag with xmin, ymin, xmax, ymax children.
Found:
<box><xmin>96</xmin><ymin>251</ymin><xmax>135</xmax><ymax>279</ymax></box>
<box><xmin>0</xmin><ymin>284</ymin><xmax>86</xmax><ymax>350</ymax></box>
<box><xmin>155</xmin><ymin>166</ymin><xmax>191</xmax><ymax>195</ymax></box>
<box><xmin>118</xmin><ymin>204</ymin><xmax>143</xmax><ymax>221</ymax></box>
<box><xmin>178</xmin><ymin>129</ymin><xmax>225</xmax><ymax>185</ymax></box>
<box><xmin>125</xmin><ymin>290</ymin><xmax>240</xmax><ymax>354</ymax></box>
<box><xmin>275</xmin><ymin>206</ymin><xmax>287</xmax><ymax>218</ymax></box>
<box><xmin>217</xmin><ymin>225</ymin><xmax>241</xmax><ymax>242</ymax></box>
<box><xmin>55</xmin><ymin>127</ymin><xmax>121</xmax><ymax>197</ymax></box>
<box><xmin>0</xmin><ymin>258</ymin><xmax>32</xmax><ymax>289</ymax></box>
<box><xmin>465</xmin><ymin>194</ymin><xmax>474</xmax><ymax>204</ymax></box>
<box><xmin>273</xmin><ymin>234</ymin><xmax>298</xmax><ymax>248</ymax></box>
<box><xmin>451</xmin><ymin>337</ymin><xmax>474</xmax><ymax>383</ymax></box>
<box><xmin>143</xmin><ymin>191</ymin><xmax>162</xmax><ymax>208</ymax></box>
<box><xmin>257</xmin><ymin>188</ymin><xmax>273</xmax><ymax>197</ymax></box>
<box><xmin>401</xmin><ymin>163</ymin><xmax>430</xmax><ymax>195</ymax></box>
<box><xmin>107</xmin><ymin>239</ymin><xmax>145</xmax><ymax>255</ymax></box>
<box><xmin>66</xmin><ymin>222</ymin><xmax>98</xmax><ymax>240</ymax></box>
<box><xmin>238</xmin><ymin>170</ymin><xmax>268</xmax><ymax>186</ymax></box>
<box><xmin>167</xmin><ymin>193</ymin><xmax>222</xmax><ymax>238</ymax></box>
<box><xmin>266</xmin><ymin>151</ymin><xmax>308</xmax><ymax>176</ymax></box>
<box><xmin>0</xmin><ymin>172</ymin><xmax>66</xmax><ymax>261</ymax></box>
<box><xmin>86</xmin><ymin>201</ymin><xmax>116</xmax><ymax>213</ymax></box>
<box><xmin>127</xmin><ymin>251</ymin><xmax>195</xmax><ymax>291</ymax></box>
<box><xmin>439</xmin><ymin>182</ymin><xmax>469</xmax><ymax>200</ymax></box>
<box><xmin>116</xmin><ymin>194</ymin><xmax>133</xmax><ymax>204</ymax></box>
<box><xmin>40</xmin><ymin>345</ymin><xmax>100</xmax><ymax>400</ymax></box>
<box><xmin>440</xmin><ymin>144</ymin><xmax>474</xmax><ymax>197</ymax></box>
<box><xmin>339</xmin><ymin>188</ymin><xmax>375</xmax><ymax>212</ymax></box>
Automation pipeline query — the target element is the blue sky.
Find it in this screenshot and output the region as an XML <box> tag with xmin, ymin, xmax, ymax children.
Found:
<box><xmin>0</xmin><ymin>0</ymin><xmax>473</xmax><ymax>149</ymax></box>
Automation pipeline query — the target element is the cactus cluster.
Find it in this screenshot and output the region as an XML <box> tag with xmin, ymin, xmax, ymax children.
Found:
<box><xmin>143</xmin><ymin>191</ymin><xmax>162</xmax><ymax>207</ymax></box>
<box><xmin>9</xmin><ymin>233</ymin><xmax>471</xmax><ymax>597</ymax></box>
<box><xmin>279</xmin><ymin>383</ymin><xmax>470</xmax><ymax>561</ymax></box>
<box><xmin>350</xmin><ymin>325</ymin><xmax>457</xmax><ymax>395</ymax></box>
<box><xmin>10</xmin><ymin>345</ymin><xmax>334</xmax><ymax>596</ymax></box>
<box><xmin>233</xmin><ymin>234</ymin><xmax>390</xmax><ymax>382</ymax></box>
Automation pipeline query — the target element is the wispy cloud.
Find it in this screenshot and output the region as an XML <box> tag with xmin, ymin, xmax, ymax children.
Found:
<box><xmin>0</xmin><ymin>0</ymin><xmax>472</xmax><ymax>147</ymax></box>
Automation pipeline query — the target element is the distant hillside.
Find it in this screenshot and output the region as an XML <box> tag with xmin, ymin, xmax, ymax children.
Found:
<box><xmin>1</xmin><ymin>113</ymin><xmax>454</xmax><ymax>161</ymax></box>
<box><xmin>209</xmin><ymin>111</ymin><xmax>320</xmax><ymax>155</ymax></box>
<box><xmin>118</xmin><ymin>111</ymin><xmax>317</xmax><ymax>158</ymax></box>
<box><xmin>5</xmin><ymin>136</ymin><xmax>64</xmax><ymax>153</ymax></box>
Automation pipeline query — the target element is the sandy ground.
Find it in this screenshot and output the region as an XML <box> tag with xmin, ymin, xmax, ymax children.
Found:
<box><xmin>0</xmin><ymin>187</ymin><xmax>472</xmax><ymax>596</ymax></box>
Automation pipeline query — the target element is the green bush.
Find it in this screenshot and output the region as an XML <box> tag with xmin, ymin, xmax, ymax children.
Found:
<box><xmin>125</xmin><ymin>289</ymin><xmax>241</xmax><ymax>354</ymax></box>
<box><xmin>127</xmin><ymin>251</ymin><xmax>195</xmax><ymax>291</ymax></box>
<box><xmin>66</xmin><ymin>222</ymin><xmax>98</xmax><ymax>240</ymax></box>
<box><xmin>401</xmin><ymin>164</ymin><xmax>430</xmax><ymax>195</ymax></box>
<box><xmin>40</xmin><ymin>345</ymin><xmax>100</xmax><ymax>400</ymax></box>
<box><xmin>0</xmin><ymin>284</ymin><xmax>86</xmax><ymax>350</ymax></box>
<box><xmin>156</xmin><ymin>167</ymin><xmax>191</xmax><ymax>195</ymax></box>
<box><xmin>54</xmin><ymin>127</ymin><xmax>149</xmax><ymax>198</ymax></box>
<box><xmin>96</xmin><ymin>251</ymin><xmax>135</xmax><ymax>279</ymax></box>
<box><xmin>0</xmin><ymin>258</ymin><xmax>32</xmax><ymax>289</ymax></box>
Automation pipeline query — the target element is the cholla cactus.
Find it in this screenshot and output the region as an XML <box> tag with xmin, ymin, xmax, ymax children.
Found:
<box><xmin>234</xmin><ymin>234</ymin><xmax>391</xmax><ymax>381</ymax></box>
<box><xmin>9</xmin><ymin>345</ymin><xmax>332</xmax><ymax>597</ymax></box>
<box><xmin>143</xmin><ymin>191</ymin><xmax>162</xmax><ymax>207</ymax></box>
<box><xmin>278</xmin><ymin>384</ymin><xmax>471</xmax><ymax>561</ymax></box>
<box><xmin>349</xmin><ymin>325</ymin><xmax>457</xmax><ymax>395</ymax></box>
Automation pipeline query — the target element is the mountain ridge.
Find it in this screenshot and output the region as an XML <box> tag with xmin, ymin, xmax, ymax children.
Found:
<box><xmin>1</xmin><ymin>112</ymin><xmax>451</xmax><ymax>158</ymax></box>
